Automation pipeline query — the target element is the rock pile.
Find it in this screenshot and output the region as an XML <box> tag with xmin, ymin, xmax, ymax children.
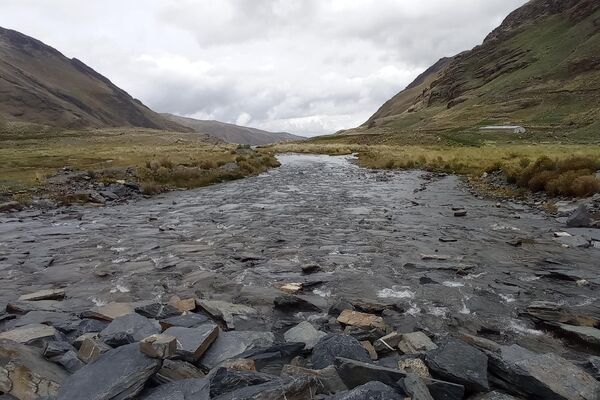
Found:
<box><xmin>0</xmin><ymin>289</ymin><xmax>599</xmax><ymax>400</ymax></box>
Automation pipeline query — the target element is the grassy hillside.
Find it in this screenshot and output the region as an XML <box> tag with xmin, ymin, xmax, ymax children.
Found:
<box><xmin>0</xmin><ymin>27</ymin><xmax>184</xmax><ymax>131</ymax></box>
<box><xmin>344</xmin><ymin>0</ymin><xmax>600</xmax><ymax>143</ymax></box>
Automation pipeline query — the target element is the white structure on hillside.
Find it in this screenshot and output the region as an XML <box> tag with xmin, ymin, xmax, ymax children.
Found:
<box><xmin>480</xmin><ymin>125</ymin><xmax>526</xmax><ymax>134</ymax></box>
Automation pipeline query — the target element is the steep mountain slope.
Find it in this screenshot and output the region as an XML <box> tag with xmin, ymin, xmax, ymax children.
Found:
<box><xmin>162</xmin><ymin>113</ymin><xmax>304</xmax><ymax>145</ymax></box>
<box><xmin>350</xmin><ymin>0</ymin><xmax>600</xmax><ymax>142</ymax></box>
<box><xmin>0</xmin><ymin>27</ymin><xmax>185</xmax><ymax>131</ymax></box>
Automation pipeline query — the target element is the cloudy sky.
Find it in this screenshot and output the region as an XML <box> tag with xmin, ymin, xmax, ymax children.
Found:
<box><xmin>1</xmin><ymin>0</ymin><xmax>526</xmax><ymax>136</ymax></box>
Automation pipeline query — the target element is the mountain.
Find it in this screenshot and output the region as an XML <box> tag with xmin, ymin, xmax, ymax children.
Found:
<box><xmin>162</xmin><ymin>113</ymin><xmax>305</xmax><ymax>146</ymax></box>
<box><xmin>348</xmin><ymin>0</ymin><xmax>600</xmax><ymax>142</ymax></box>
<box><xmin>0</xmin><ymin>27</ymin><xmax>185</xmax><ymax>131</ymax></box>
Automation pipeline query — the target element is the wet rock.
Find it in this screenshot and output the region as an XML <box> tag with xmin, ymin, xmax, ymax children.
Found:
<box><xmin>488</xmin><ymin>344</ymin><xmax>599</xmax><ymax>400</ymax></box>
<box><xmin>209</xmin><ymin>367</ymin><xmax>273</xmax><ymax>398</ymax></box>
<box><xmin>101</xmin><ymin>331</ymin><xmax>135</xmax><ymax>347</ymax></box>
<box><xmin>196</xmin><ymin>299</ymin><xmax>258</xmax><ymax>330</ymax></box>
<box><xmin>403</xmin><ymin>374</ymin><xmax>434</xmax><ymax>400</ymax></box>
<box><xmin>135</xmin><ymin>303</ymin><xmax>181</xmax><ymax>320</ymax></box>
<box><xmin>331</xmin><ymin>381</ymin><xmax>404</xmax><ymax>400</ymax></box>
<box><xmin>99</xmin><ymin>313</ymin><xmax>160</xmax><ymax>342</ymax></box>
<box><xmin>160</xmin><ymin>313</ymin><xmax>210</xmax><ymax>330</ymax></box>
<box><xmin>200</xmin><ymin>331</ymin><xmax>275</xmax><ymax>369</ymax></box>
<box><xmin>140</xmin><ymin>334</ymin><xmax>178</xmax><ymax>359</ymax></box>
<box><xmin>212</xmin><ymin>376</ymin><xmax>318</xmax><ymax>400</ymax></box>
<box><xmin>552</xmin><ymin>323</ymin><xmax>600</xmax><ymax>350</ymax></box>
<box><xmin>18</xmin><ymin>289</ymin><xmax>65</xmax><ymax>301</ymax></box>
<box><xmin>421</xmin><ymin>377</ymin><xmax>465</xmax><ymax>400</ymax></box>
<box><xmin>58</xmin><ymin>343</ymin><xmax>161</xmax><ymax>400</ymax></box>
<box><xmin>567</xmin><ymin>204</ymin><xmax>592</xmax><ymax>228</ymax></box>
<box><xmin>273</xmin><ymin>294</ymin><xmax>320</xmax><ymax>312</ymax></box>
<box><xmin>525</xmin><ymin>300</ymin><xmax>599</xmax><ymax>327</ymax></box>
<box><xmin>301</xmin><ymin>264</ymin><xmax>321</xmax><ymax>274</ymax></box>
<box><xmin>454</xmin><ymin>209</ymin><xmax>467</xmax><ymax>217</ymax></box>
<box><xmin>163</xmin><ymin>324</ymin><xmax>219</xmax><ymax>361</ymax></box>
<box><xmin>12</xmin><ymin>311</ymin><xmax>80</xmax><ymax>332</ymax></box>
<box><xmin>334</xmin><ymin>356</ymin><xmax>405</xmax><ymax>388</ymax></box>
<box><xmin>53</xmin><ymin>350</ymin><xmax>85</xmax><ymax>373</ymax></box>
<box><xmin>78</xmin><ymin>337</ymin><xmax>112</xmax><ymax>363</ymax></box>
<box><xmin>311</xmin><ymin>334</ymin><xmax>370</xmax><ymax>369</ymax></box>
<box><xmin>398</xmin><ymin>332</ymin><xmax>438</xmax><ymax>354</ymax></box>
<box><xmin>43</xmin><ymin>341</ymin><xmax>75</xmax><ymax>358</ymax></box>
<box><xmin>361</xmin><ymin>340</ymin><xmax>377</xmax><ymax>360</ymax></box>
<box><xmin>398</xmin><ymin>358</ymin><xmax>431</xmax><ymax>379</ymax></box>
<box><xmin>237</xmin><ymin>342</ymin><xmax>305</xmax><ymax>375</ymax></box>
<box><xmin>0</xmin><ymin>339</ymin><xmax>67</xmax><ymax>400</ymax></box>
<box><xmin>588</xmin><ymin>356</ymin><xmax>600</xmax><ymax>379</ymax></box>
<box><xmin>69</xmin><ymin>318</ymin><xmax>109</xmax><ymax>339</ymax></box>
<box><xmin>0</xmin><ymin>323</ymin><xmax>57</xmax><ymax>344</ymax></box>
<box><xmin>154</xmin><ymin>359</ymin><xmax>205</xmax><ymax>384</ymax></box>
<box><xmin>425</xmin><ymin>338</ymin><xmax>489</xmax><ymax>392</ymax></box>
<box><xmin>283</xmin><ymin>321</ymin><xmax>327</xmax><ymax>350</ymax></box>
<box><xmin>474</xmin><ymin>392</ymin><xmax>521</xmax><ymax>400</ymax></box>
<box><xmin>84</xmin><ymin>302</ymin><xmax>135</xmax><ymax>321</ymax></box>
<box><xmin>140</xmin><ymin>377</ymin><xmax>209</xmax><ymax>400</ymax></box>
<box><xmin>168</xmin><ymin>295</ymin><xmax>197</xmax><ymax>313</ymax></box>
<box><xmin>278</xmin><ymin>282</ymin><xmax>303</xmax><ymax>294</ymax></box>
<box><xmin>281</xmin><ymin>364</ymin><xmax>348</xmax><ymax>394</ymax></box>
<box><xmin>6</xmin><ymin>300</ymin><xmax>66</xmax><ymax>314</ymax></box>
<box><xmin>374</xmin><ymin>331</ymin><xmax>402</xmax><ymax>354</ymax></box>
<box><xmin>337</xmin><ymin>309</ymin><xmax>387</xmax><ymax>331</ymax></box>
<box><xmin>328</xmin><ymin>299</ymin><xmax>355</xmax><ymax>317</ymax></box>
<box><xmin>0</xmin><ymin>201</ymin><xmax>23</xmax><ymax>213</ymax></box>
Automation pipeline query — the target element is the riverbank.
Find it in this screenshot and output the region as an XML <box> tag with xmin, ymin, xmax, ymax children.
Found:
<box><xmin>0</xmin><ymin>127</ymin><xmax>280</xmax><ymax>211</ymax></box>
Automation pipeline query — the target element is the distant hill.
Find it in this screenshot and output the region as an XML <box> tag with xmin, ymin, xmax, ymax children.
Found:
<box><xmin>344</xmin><ymin>0</ymin><xmax>600</xmax><ymax>142</ymax></box>
<box><xmin>0</xmin><ymin>26</ymin><xmax>185</xmax><ymax>131</ymax></box>
<box><xmin>162</xmin><ymin>113</ymin><xmax>305</xmax><ymax>145</ymax></box>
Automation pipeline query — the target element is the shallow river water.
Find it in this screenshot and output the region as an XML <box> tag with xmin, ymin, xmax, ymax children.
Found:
<box><xmin>1</xmin><ymin>154</ymin><xmax>598</xmax><ymax>359</ymax></box>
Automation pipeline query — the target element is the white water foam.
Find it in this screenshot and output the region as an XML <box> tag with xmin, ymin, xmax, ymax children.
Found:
<box><xmin>442</xmin><ymin>281</ymin><xmax>465</xmax><ymax>288</ymax></box>
<box><xmin>509</xmin><ymin>320</ymin><xmax>543</xmax><ymax>336</ymax></box>
<box><xmin>378</xmin><ymin>287</ymin><xmax>415</xmax><ymax>299</ymax></box>
<box><xmin>313</xmin><ymin>288</ymin><xmax>331</xmax><ymax>298</ymax></box>
<box><xmin>499</xmin><ymin>293</ymin><xmax>516</xmax><ymax>303</ymax></box>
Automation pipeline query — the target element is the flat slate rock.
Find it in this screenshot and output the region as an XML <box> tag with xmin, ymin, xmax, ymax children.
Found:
<box><xmin>99</xmin><ymin>313</ymin><xmax>160</xmax><ymax>341</ymax></box>
<box><xmin>425</xmin><ymin>338</ymin><xmax>489</xmax><ymax>392</ymax></box>
<box><xmin>200</xmin><ymin>331</ymin><xmax>275</xmax><ymax>369</ymax></box>
<box><xmin>311</xmin><ymin>334</ymin><xmax>371</xmax><ymax>369</ymax></box>
<box><xmin>334</xmin><ymin>356</ymin><xmax>405</xmax><ymax>388</ymax></box>
<box><xmin>160</xmin><ymin>313</ymin><xmax>210</xmax><ymax>330</ymax></box>
<box><xmin>0</xmin><ymin>339</ymin><xmax>68</xmax><ymax>400</ymax></box>
<box><xmin>135</xmin><ymin>303</ymin><xmax>181</xmax><ymax>319</ymax></box>
<box><xmin>331</xmin><ymin>381</ymin><xmax>404</xmax><ymax>400</ymax></box>
<box><xmin>196</xmin><ymin>299</ymin><xmax>258</xmax><ymax>330</ymax></box>
<box><xmin>57</xmin><ymin>343</ymin><xmax>161</xmax><ymax>400</ymax></box>
<box><xmin>154</xmin><ymin>359</ymin><xmax>205</xmax><ymax>384</ymax></box>
<box><xmin>489</xmin><ymin>344</ymin><xmax>600</xmax><ymax>400</ymax></box>
<box><xmin>0</xmin><ymin>323</ymin><xmax>57</xmax><ymax>344</ymax></box>
<box><xmin>85</xmin><ymin>302</ymin><xmax>135</xmax><ymax>321</ymax></box>
<box><xmin>19</xmin><ymin>288</ymin><xmax>66</xmax><ymax>301</ymax></box>
<box><xmin>403</xmin><ymin>374</ymin><xmax>434</xmax><ymax>400</ymax></box>
<box><xmin>475</xmin><ymin>391</ymin><xmax>521</xmax><ymax>400</ymax></box>
<box><xmin>141</xmin><ymin>377</ymin><xmax>210</xmax><ymax>400</ymax></box>
<box><xmin>211</xmin><ymin>376</ymin><xmax>318</xmax><ymax>400</ymax></box>
<box><xmin>163</xmin><ymin>324</ymin><xmax>219</xmax><ymax>361</ymax></box>
<box><xmin>209</xmin><ymin>367</ymin><xmax>273</xmax><ymax>398</ymax></box>
<box><xmin>283</xmin><ymin>321</ymin><xmax>327</xmax><ymax>350</ymax></box>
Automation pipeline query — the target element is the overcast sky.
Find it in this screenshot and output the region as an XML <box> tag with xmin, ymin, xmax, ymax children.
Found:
<box><xmin>1</xmin><ymin>0</ymin><xmax>526</xmax><ymax>136</ymax></box>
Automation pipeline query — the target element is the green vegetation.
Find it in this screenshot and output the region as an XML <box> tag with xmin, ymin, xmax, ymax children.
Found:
<box><xmin>0</xmin><ymin>124</ymin><xmax>279</xmax><ymax>197</ymax></box>
<box><xmin>268</xmin><ymin>140</ymin><xmax>600</xmax><ymax>198</ymax></box>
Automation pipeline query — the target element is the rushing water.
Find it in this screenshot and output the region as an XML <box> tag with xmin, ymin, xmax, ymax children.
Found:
<box><xmin>0</xmin><ymin>154</ymin><xmax>598</xmax><ymax>357</ymax></box>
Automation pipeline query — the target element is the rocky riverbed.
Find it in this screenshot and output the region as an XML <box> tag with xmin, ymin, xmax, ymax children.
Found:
<box><xmin>0</xmin><ymin>154</ymin><xmax>599</xmax><ymax>399</ymax></box>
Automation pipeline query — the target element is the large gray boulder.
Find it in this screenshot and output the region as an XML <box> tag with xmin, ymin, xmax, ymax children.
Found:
<box><xmin>163</xmin><ymin>324</ymin><xmax>219</xmax><ymax>361</ymax></box>
<box><xmin>311</xmin><ymin>334</ymin><xmax>370</xmax><ymax>369</ymax></box>
<box><xmin>488</xmin><ymin>344</ymin><xmax>600</xmax><ymax>400</ymax></box>
<box><xmin>425</xmin><ymin>338</ymin><xmax>489</xmax><ymax>392</ymax></box>
<box><xmin>57</xmin><ymin>343</ymin><xmax>161</xmax><ymax>400</ymax></box>
<box><xmin>283</xmin><ymin>321</ymin><xmax>327</xmax><ymax>350</ymax></box>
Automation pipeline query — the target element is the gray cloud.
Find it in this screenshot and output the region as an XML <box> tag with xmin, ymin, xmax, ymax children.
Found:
<box><xmin>0</xmin><ymin>0</ymin><xmax>527</xmax><ymax>136</ymax></box>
